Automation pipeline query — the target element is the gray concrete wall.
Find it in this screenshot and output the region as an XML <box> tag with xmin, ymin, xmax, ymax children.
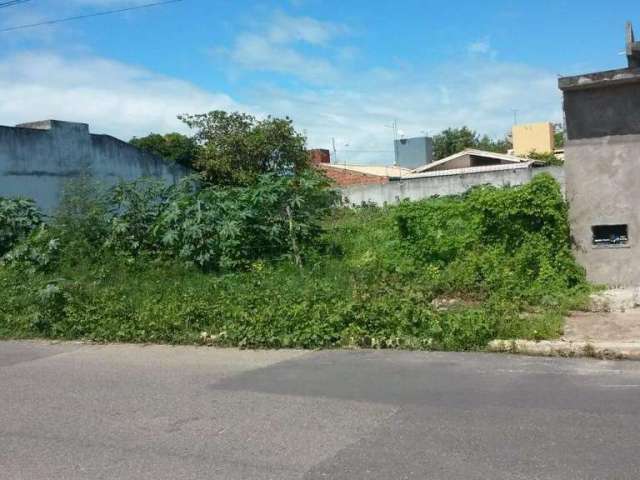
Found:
<box><xmin>0</xmin><ymin>120</ymin><xmax>190</xmax><ymax>212</ymax></box>
<box><xmin>565</xmin><ymin>134</ymin><xmax>640</xmax><ymax>286</ymax></box>
<box><xmin>563</xmin><ymin>81</ymin><xmax>640</xmax><ymax>140</ymax></box>
<box><xmin>341</xmin><ymin>166</ymin><xmax>564</xmax><ymax>206</ymax></box>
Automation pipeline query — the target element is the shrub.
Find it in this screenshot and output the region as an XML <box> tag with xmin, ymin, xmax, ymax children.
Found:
<box><xmin>0</xmin><ymin>197</ymin><xmax>43</xmax><ymax>256</ymax></box>
<box><xmin>52</xmin><ymin>176</ymin><xmax>110</xmax><ymax>262</ymax></box>
<box><xmin>101</xmin><ymin>170</ymin><xmax>337</xmax><ymax>270</ymax></box>
<box><xmin>0</xmin><ymin>174</ymin><xmax>587</xmax><ymax>350</ymax></box>
<box><xmin>395</xmin><ymin>174</ymin><xmax>585</xmax><ymax>302</ymax></box>
<box><xmin>105</xmin><ymin>178</ymin><xmax>172</xmax><ymax>258</ymax></box>
<box><xmin>2</xmin><ymin>226</ymin><xmax>60</xmax><ymax>273</ymax></box>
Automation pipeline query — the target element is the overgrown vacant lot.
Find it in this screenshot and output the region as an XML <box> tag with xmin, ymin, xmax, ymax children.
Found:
<box><xmin>0</xmin><ymin>174</ymin><xmax>589</xmax><ymax>350</ymax></box>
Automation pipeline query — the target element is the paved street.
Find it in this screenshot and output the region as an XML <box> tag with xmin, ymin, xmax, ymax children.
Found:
<box><xmin>2</xmin><ymin>341</ymin><xmax>640</xmax><ymax>479</ymax></box>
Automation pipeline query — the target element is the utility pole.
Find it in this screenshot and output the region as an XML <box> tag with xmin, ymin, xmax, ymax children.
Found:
<box><xmin>331</xmin><ymin>137</ymin><xmax>337</xmax><ymax>165</ymax></box>
<box><xmin>512</xmin><ymin>109</ymin><xmax>519</xmax><ymax>125</ymax></box>
<box><xmin>385</xmin><ymin>119</ymin><xmax>399</xmax><ymax>166</ymax></box>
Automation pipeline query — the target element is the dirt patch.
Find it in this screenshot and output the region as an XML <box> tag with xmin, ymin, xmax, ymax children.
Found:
<box><xmin>564</xmin><ymin>311</ymin><xmax>640</xmax><ymax>342</ymax></box>
<box><xmin>489</xmin><ymin>289</ymin><xmax>640</xmax><ymax>361</ymax></box>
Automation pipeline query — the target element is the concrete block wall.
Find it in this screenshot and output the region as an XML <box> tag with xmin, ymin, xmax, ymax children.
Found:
<box><xmin>341</xmin><ymin>166</ymin><xmax>564</xmax><ymax>206</ymax></box>
<box><xmin>559</xmin><ymin>45</ymin><xmax>640</xmax><ymax>286</ymax></box>
<box><xmin>0</xmin><ymin>120</ymin><xmax>190</xmax><ymax>212</ymax></box>
<box><xmin>565</xmin><ymin>135</ymin><xmax>640</xmax><ymax>286</ymax></box>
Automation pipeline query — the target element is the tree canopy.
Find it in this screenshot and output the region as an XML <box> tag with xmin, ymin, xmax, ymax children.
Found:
<box><xmin>554</xmin><ymin>124</ymin><xmax>565</xmax><ymax>149</ymax></box>
<box><xmin>432</xmin><ymin>127</ymin><xmax>511</xmax><ymax>160</ymax></box>
<box><xmin>178</xmin><ymin>111</ymin><xmax>310</xmax><ymax>186</ymax></box>
<box><xmin>130</xmin><ymin>132</ymin><xmax>199</xmax><ymax>169</ymax></box>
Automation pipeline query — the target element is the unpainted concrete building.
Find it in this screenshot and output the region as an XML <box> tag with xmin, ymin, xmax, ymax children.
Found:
<box><xmin>559</xmin><ymin>22</ymin><xmax>640</xmax><ymax>286</ymax></box>
<box><xmin>0</xmin><ymin>120</ymin><xmax>189</xmax><ymax>212</ymax></box>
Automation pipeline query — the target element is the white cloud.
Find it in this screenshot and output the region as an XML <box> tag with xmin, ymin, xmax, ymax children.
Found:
<box><xmin>229</xmin><ymin>33</ymin><xmax>340</xmax><ymax>83</ymax></box>
<box><xmin>224</xmin><ymin>12</ymin><xmax>347</xmax><ymax>84</ymax></box>
<box><xmin>249</xmin><ymin>60</ymin><xmax>562</xmax><ymax>164</ymax></box>
<box><xmin>0</xmin><ymin>52</ymin><xmax>244</xmax><ymax>139</ymax></box>
<box><xmin>0</xmin><ymin>51</ymin><xmax>562</xmax><ymax>164</ymax></box>
<box><xmin>267</xmin><ymin>12</ymin><xmax>347</xmax><ymax>46</ymax></box>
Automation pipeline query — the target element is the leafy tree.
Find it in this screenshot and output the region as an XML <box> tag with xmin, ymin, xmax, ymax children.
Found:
<box><xmin>553</xmin><ymin>123</ymin><xmax>565</xmax><ymax>149</ymax></box>
<box><xmin>432</xmin><ymin>127</ymin><xmax>511</xmax><ymax>160</ymax></box>
<box><xmin>178</xmin><ymin>111</ymin><xmax>310</xmax><ymax>186</ymax></box>
<box><xmin>432</xmin><ymin>127</ymin><xmax>478</xmax><ymax>160</ymax></box>
<box><xmin>130</xmin><ymin>132</ymin><xmax>198</xmax><ymax>169</ymax></box>
<box><xmin>475</xmin><ymin>134</ymin><xmax>512</xmax><ymax>154</ymax></box>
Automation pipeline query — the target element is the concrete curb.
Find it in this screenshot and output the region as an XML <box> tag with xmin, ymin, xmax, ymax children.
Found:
<box><xmin>488</xmin><ymin>339</ymin><xmax>640</xmax><ymax>361</ymax></box>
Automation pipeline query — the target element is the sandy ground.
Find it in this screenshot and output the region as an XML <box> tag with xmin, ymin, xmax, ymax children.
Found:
<box><xmin>564</xmin><ymin>311</ymin><xmax>640</xmax><ymax>342</ymax></box>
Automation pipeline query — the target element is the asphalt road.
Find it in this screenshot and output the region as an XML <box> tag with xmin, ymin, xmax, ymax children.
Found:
<box><xmin>2</xmin><ymin>341</ymin><xmax>640</xmax><ymax>479</ymax></box>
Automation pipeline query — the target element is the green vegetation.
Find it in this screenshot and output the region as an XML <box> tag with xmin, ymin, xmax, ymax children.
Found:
<box><xmin>0</xmin><ymin>197</ymin><xmax>43</xmax><ymax>256</ymax></box>
<box><xmin>527</xmin><ymin>150</ymin><xmax>564</xmax><ymax>166</ymax></box>
<box><xmin>130</xmin><ymin>132</ymin><xmax>198</xmax><ymax>169</ymax></box>
<box><xmin>0</xmin><ymin>111</ymin><xmax>585</xmax><ymax>350</ymax></box>
<box><xmin>178</xmin><ymin>111</ymin><xmax>309</xmax><ymax>186</ymax></box>
<box><xmin>554</xmin><ymin>124</ymin><xmax>565</xmax><ymax>149</ymax></box>
<box><xmin>130</xmin><ymin>111</ymin><xmax>308</xmax><ymax>186</ymax></box>
<box><xmin>0</xmin><ymin>174</ymin><xmax>588</xmax><ymax>350</ymax></box>
<box><xmin>432</xmin><ymin>126</ymin><xmax>512</xmax><ymax>160</ymax></box>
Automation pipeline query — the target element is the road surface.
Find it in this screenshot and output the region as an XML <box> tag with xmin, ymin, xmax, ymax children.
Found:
<box><xmin>2</xmin><ymin>341</ymin><xmax>640</xmax><ymax>479</ymax></box>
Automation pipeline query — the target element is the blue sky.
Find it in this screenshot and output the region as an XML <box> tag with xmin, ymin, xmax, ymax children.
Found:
<box><xmin>1</xmin><ymin>0</ymin><xmax>637</xmax><ymax>163</ymax></box>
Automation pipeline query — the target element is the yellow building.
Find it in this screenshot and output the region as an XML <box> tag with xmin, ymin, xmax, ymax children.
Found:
<box><xmin>512</xmin><ymin>122</ymin><xmax>555</xmax><ymax>156</ymax></box>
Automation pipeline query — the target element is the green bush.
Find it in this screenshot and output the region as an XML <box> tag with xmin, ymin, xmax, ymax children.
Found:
<box><xmin>3</xmin><ymin>171</ymin><xmax>337</xmax><ymax>273</ymax></box>
<box><xmin>0</xmin><ymin>197</ymin><xmax>43</xmax><ymax>256</ymax></box>
<box><xmin>0</xmin><ymin>174</ymin><xmax>588</xmax><ymax>350</ymax></box>
<box><xmin>152</xmin><ymin>171</ymin><xmax>336</xmax><ymax>270</ymax></box>
<box><xmin>394</xmin><ymin>174</ymin><xmax>585</xmax><ymax>303</ymax></box>
<box><xmin>2</xmin><ymin>226</ymin><xmax>60</xmax><ymax>274</ymax></box>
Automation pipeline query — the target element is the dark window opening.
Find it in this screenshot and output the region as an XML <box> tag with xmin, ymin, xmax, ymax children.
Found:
<box><xmin>592</xmin><ymin>224</ymin><xmax>629</xmax><ymax>246</ymax></box>
<box><xmin>469</xmin><ymin>155</ymin><xmax>501</xmax><ymax>168</ymax></box>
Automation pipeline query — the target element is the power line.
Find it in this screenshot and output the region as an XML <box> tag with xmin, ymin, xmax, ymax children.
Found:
<box><xmin>0</xmin><ymin>0</ymin><xmax>32</xmax><ymax>9</ymax></box>
<box><xmin>0</xmin><ymin>0</ymin><xmax>183</xmax><ymax>33</ymax></box>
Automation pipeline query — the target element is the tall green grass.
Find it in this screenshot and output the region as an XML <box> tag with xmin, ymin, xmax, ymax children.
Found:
<box><xmin>0</xmin><ymin>174</ymin><xmax>589</xmax><ymax>350</ymax></box>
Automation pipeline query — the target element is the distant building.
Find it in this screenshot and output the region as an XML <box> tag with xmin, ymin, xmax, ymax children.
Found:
<box><xmin>0</xmin><ymin>120</ymin><xmax>189</xmax><ymax>212</ymax></box>
<box><xmin>411</xmin><ymin>149</ymin><xmax>533</xmax><ymax>174</ymax></box>
<box><xmin>341</xmin><ymin>149</ymin><xmax>559</xmax><ymax>206</ymax></box>
<box><xmin>512</xmin><ymin>122</ymin><xmax>555</xmax><ymax>156</ymax></box>
<box><xmin>308</xmin><ymin>148</ymin><xmax>411</xmax><ymax>187</ymax></box>
<box><xmin>394</xmin><ymin>136</ymin><xmax>434</xmax><ymax>169</ymax></box>
<box><xmin>559</xmin><ymin>22</ymin><xmax>640</xmax><ymax>286</ymax></box>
